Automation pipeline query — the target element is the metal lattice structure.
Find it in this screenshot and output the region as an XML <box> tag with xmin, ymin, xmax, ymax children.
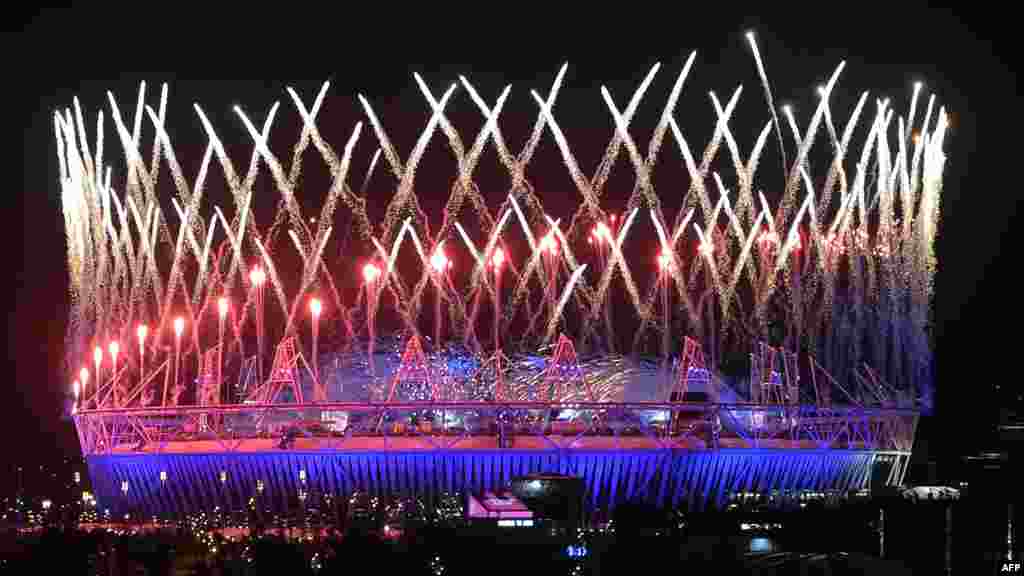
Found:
<box><xmin>56</xmin><ymin>51</ymin><xmax>947</xmax><ymax>419</ymax></box>
<box><xmin>197</xmin><ymin>345</ymin><xmax>221</xmax><ymax>408</ymax></box>
<box><xmin>73</xmin><ymin>401</ymin><xmax>918</xmax><ymax>456</ymax></box>
<box><xmin>245</xmin><ymin>336</ymin><xmax>308</xmax><ymax>405</ymax></box>
<box><xmin>540</xmin><ymin>334</ymin><xmax>593</xmax><ymax>403</ymax></box>
<box><xmin>236</xmin><ymin>356</ymin><xmax>259</xmax><ymax>403</ymax></box>
<box><xmin>56</xmin><ymin>46</ymin><xmax>944</xmax><ymax>517</ymax></box>
<box><xmin>470</xmin><ymin>350</ymin><xmax>510</xmax><ymax>402</ymax></box>
<box><xmin>782</xmin><ymin>348</ymin><xmax>799</xmax><ymax>405</ymax></box>
<box><xmin>667</xmin><ymin>337</ymin><xmax>713</xmax><ymax>402</ymax></box>
<box><xmin>385</xmin><ymin>335</ymin><xmax>440</xmax><ymax>402</ymax></box>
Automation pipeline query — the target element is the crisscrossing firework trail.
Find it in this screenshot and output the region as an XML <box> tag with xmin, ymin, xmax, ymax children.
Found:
<box><xmin>55</xmin><ymin>37</ymin><xmax>947</xmax><ymax>404</ymax></box>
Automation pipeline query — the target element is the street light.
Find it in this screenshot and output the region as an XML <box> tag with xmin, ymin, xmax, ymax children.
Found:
<box><xmin>539</xmin><ymin>232</ymin><xmax>558</xmax><ymax>255</ymax></box>
<box><xmin>80</xmin><ymin>368</ymin><xmax>89</xmax><ymax>406</ymax></box>
<box><xmin>430</xmin><ymin>249</ymin><xmax>450</xmax><ymax>274</ymax></box>
<box><xmin>657</xmin><ymin>247</ymin><xmax>674</xmax><ymax>399</ymax></box>
<box><xmin>657</xmin><ymin>250</ymin><xmax>673</xmax><ymax>271</ymax></box>
<box><xmin>539</xmin><ymin>231</ymin><xmax>560</xmax><ymax>330</ymax></box>
<box><xmin>362</xmin><ymin>262</ymin><xmax>381</xmax><ymax>284</ymax></box>
<box><xmin>93</xmin><ymin>346</ymin><xmax>103</xmax><ymax>393</ymax></box>
<box><xmin>217</xmin><ymin>297</ymin><xmax>228</xmax><ymax>405</ymax></box>
<box><xmin>109</xmin><ymin>341</ymin><xmax>120</xmax><ymax>407</ymax></box>
<box><xmin>430</xmin><ymin>248</ymin><xmax>450</xmax><ymax>348</ymax></box>
<box><xmin>137</xmin><ymin>325</ymin><xmax>148</xmax><ymax>391</ymax></box>
<box><xmin>250</xmin><ymin>266</ymin><xmax>266</xmax><ymax>381</ymax></box>
<box><xmin>310</xmin><ymin>297</ymin><xmax>322</xmax><ymax>399</ymax></box>
<box><xmin>590</xmin><ymin>221</ymin><xmax>617</xmax><ymax>351</ymax></box>
<box><xmin>490</xmin><ymin>247</ymin><xmax>506</xmax><ymax>352</ymax></box>
<box><xmin>167</xmin><ymin>317</ymin><xmax>184</xmax><ymax>408</ymax></box>
<box><xmin>362</xmin><ymin>262</ymin><xmax>382</xmax><ymax>377</ymax></box>
<box><xmin>590</xmin><ymin>222</ymin><xmax>612</xmax><ymax>245</ymax></box>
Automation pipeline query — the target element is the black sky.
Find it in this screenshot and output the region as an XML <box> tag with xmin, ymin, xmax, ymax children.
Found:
<box><xmin>9</xmin><ymin>8</ymin><xmax>1020</xmax><ymax>494</ymax></box>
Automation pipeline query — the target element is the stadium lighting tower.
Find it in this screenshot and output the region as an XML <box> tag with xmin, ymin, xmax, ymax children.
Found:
<box><xmin>362</xmin><ymin>262</ymin><xmax>382</xmax><ymax>377</ymax></box>
<box><xmin>310</xmin><ymin>297</ymin><xmax>322</xmax><ymax>396</ymax></box>
<box><xmin>430</xmin><ymin>247</ymin><xmax>451</xmax><ymax>348</ymax></box>
<box><xmin>491</xmin><ymin>247</ymin><xmax>506</xmax><ymax>352</ymax></box>
<box><xmin>137</xmin><ymin>325</ymin><xmax>148</xmax><ymax>393</ymax></box>
<box><xmin>109</xmin><ymin>341</ymin><xmax>120</xmax><ymax>407</ymax></box>
<box><xmin>250</xmin><ymin>266</ymin><xmax>266</xmax><ymax>381</ymax></box>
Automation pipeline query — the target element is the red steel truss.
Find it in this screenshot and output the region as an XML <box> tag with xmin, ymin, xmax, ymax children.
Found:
<box><xmin>71</xmin><ymin>401</ymin><xmax>919</xmax><ymax>461</ymax></box>
<box><xmin>667</xmin><ymin>337</ymin><xmax>714</xmax><ymax>402</ymax></box>
<box><xmin>385</xmin><ymin>335</ymin><xmax>440</xmax><ymax>402</ymax></box>
<box><xmin>540</xmin><ymin>334</ymin><xmax>593</xmax><ymax>402</ymax></box>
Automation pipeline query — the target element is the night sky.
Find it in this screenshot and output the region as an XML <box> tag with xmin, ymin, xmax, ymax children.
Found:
<box><xmin>9</xmin><ymin>8</ymin><xmax>1020</xmax><ymax>495</ymax></box>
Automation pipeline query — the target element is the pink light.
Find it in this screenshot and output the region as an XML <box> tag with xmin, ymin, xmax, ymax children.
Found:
<box><xmin>93</xmin><ymin>346</ymin><xmax>103</xmax><ymax>366</ymax></box>
<box><xmin>657</xmin><ymin>250</ymin><xmax>673</xmax><ymax>271</ymax></box>
<box><xmin>173</xmin><ymin>317</ymin><xmax>185</xmax><ymax>338</ymax></box>
<box><xmin>310</xmin><ymin>297</ymin><xmax>322</xmax><ymax>317</ymax></box>
<box><xmin>137</xmin><ymin>325</ymin><xmax>148</xmax><ymax>345</ymax></box>
<box><xmin>430</xmin><ymin>249</ymin><xmax>450</xmax><ymax>273</ymax></box>
<box><xmin>758</xmin><ymin>230</ymin><xmax>778</xmax><ymax>246</ymax></box>
<box><xmin>109</xmin><ymin>341</ymin><xmax>120</xmax><ymax>362</ymax></box>
<box><xmin>540</xmin><ymin>233</ymin><xmax>558</xmax><ymax>255</ymax></box>
<box><xmin>73</xmin><ymin>380</ymin><xmax>80</xmax><ymax>399</ymax></box>
<box><xmin>491</xmin><ymin>248</ymin><xmax>505</xmax><ymax>268</ymax></box>
<box><xmin>218</xmin><ymin>297</ymin><xmax>229</xmax><ymax>319</ymax></box>
<box><xmin>591</xmin><ymin>222</ymin><xmax>612</xmax><ymax>244</ymax></box>
<box><xmin>79</xmin><ymin>368</ymin><xmax>89</xmax><ymax>386</ymax></box>
<box><xmin>362</xmin><ymin>263</ymin><xmax>382</xmax><ymax>284</ymax></box>
<box><xmin>249</xmin><ymin>266</ymin><xmax>266</xmax><ymax>286</ymax></box>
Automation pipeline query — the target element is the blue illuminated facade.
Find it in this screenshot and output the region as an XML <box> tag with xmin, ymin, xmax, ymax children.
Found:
<box><xmin>87</xmin><ymin>448</ymin><xmax>884</xmax><ymax>516</ymax></box>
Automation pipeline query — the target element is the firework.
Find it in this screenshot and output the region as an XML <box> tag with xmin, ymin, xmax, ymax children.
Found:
<box><xmin>55</xmin><ymin>37</ymin><xmax>946</xmax><ymax>411</ymax></box>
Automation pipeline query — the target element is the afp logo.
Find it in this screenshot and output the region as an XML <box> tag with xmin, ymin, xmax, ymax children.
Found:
<box><xmin>1002</xmin><ymin>561</ymin><xmax>1022</xmax><ymax>573</ymax></box>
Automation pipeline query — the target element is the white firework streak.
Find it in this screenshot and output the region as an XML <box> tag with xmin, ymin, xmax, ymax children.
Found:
<box><xmin>456</xmin><ymin>66</ymin><xmax>569</xmax><ymax>253</ymax></box>
<box><xmin>107</xmin><ymin>92</ymin><xmax>168</xmax><ymax>325</ymax></box>
<box><xmin>370</xmin><ymin>220</ymin><xmax>421</xmax><ymax>336</ymax></box>
<box><xmin>747</xmin><ymin>31</ymin><xmax>788</xmax><ymax>184</ymax></box>
<box><xmin>779</xmin><ymin>62</ymin><xmax>846</xmax><ymax>229</ymax></box>
<box><xmin>409</xmin><ymin>79</ymin><xmax>511</xmax><ymax>300</ymax></box>
<box><xmin>462</xmin><ymin>207</ymin><xmax>513</xmax><ymax>291</ymax></box>
<box><xmin>144</xmin><ymin>104</ymin><xmax>211</xmax><ymax>257</ymax></box>
<box><xmin>818</xmin><ymin>92</ymin><xmax>869</xmax><ymax>230</ymax></box>
<box><xmin>233</xmin><ymin>104</ymin><xmax>315</xmax><ymax>247</ymax></box>
<box><xmin>199</xmin><ymin>103</ymin><xmax>279</xmax><ymax>299</ymax></box>
<box><xmin>282</xmin><ymin>82</ymin><xmax>331</xmax><ymax>250</ymax></box>
<box><xmin>284</xmin><ymin>226</ymin><xmax>333</xmax><ymax>336</ymax></box>
<box><xmin>707</xmin><ymin>91</ymin><xmax>754</xmax><ymax>227</ymax></box>
<box><xmin>250</xmin><ymin>236</ymin><xmax>290</xmax><ymax>331</ymax></box>
<box><xmin>584</xmin><ymin>207</ymin><xmax>646</xmax><ymax>326</ymax></box>
<box><xmin>510</xmin><ymin>212</ymin><xmax>559</xmax><ymax>323</ymax></box>
<box><xmin>358</xmin><ymin>80</ymin><xmax>457</xmax><ymax>245</ymax></box>
<box><xmin>649</xmin><ymin>208</ymin><xmax>698</xmax><ymax>323</ymax></box>
<box><xmin>54</xmin><ymin>54</ymin><xmax>951</xmax><ymax>410</ymax></box>
<box><xmin>167</xmin><ymin>198</ymin><xmax>218</xmax><ymax>307</ymax></box>
<box><xmin>543</xmin><ymin>264</ymin><xmax>588</xmax><ymax>344</ymax></box>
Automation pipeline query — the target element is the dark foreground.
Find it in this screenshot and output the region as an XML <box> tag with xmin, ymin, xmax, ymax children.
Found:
<box><xmin>2</xmin><ymin>498</ymin><xmax>1014</xmax><ymax>575</ymax></box>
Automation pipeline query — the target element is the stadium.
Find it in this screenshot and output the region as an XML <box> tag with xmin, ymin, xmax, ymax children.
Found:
<box><xmin>57</xmin><ymin>39</ymin><xmax>945</xmax><ymax>518</ymax></box>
